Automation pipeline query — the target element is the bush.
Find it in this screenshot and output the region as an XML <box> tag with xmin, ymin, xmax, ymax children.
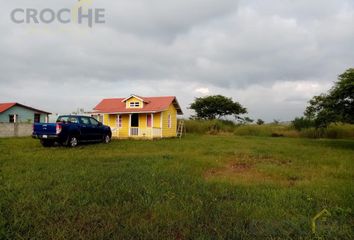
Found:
<box><xmin>184</xmin><ymin>119</ymin><xmax>354</xmax><ymax>139</ymax></box>
<box><xmin>292</xmin><ymin>117</ymin><xmax>314</xmax><ymax>131</ymax></box>
<box><xmin>256</xmin><ymin>119</ymin><xmax>265</xmax><ymax>125</ymax></box>
<box><xmin>184</xmin><ymin>119</ymin><xmax>235</xmax><ymax>134</ymax></box>
<box><xmin>299</xmin><ymin>124</ymin><xmax>354</xmax><ymax>139</ymax></box>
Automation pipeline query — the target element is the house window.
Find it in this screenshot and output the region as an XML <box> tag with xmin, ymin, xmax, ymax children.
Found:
<box><xmin>129</xmin><ymin>102</ymin><xmax>140</xmax><ymax>108</ymax></box>
<box><xmin>147</xmin><ymin>114</ymin><xmax>152</xmax><ymax>127</ymax></box>
<box><xmin>9</xmin><ymin>114</ymin><xmax>15</xmax><ymax>123</ymax></box>
<box><xmin>168</xmin><ymin>114</ymin><xmax>171</xmax><ymax>128</ymax></box>
<box><xmin>34</xmin><ymin>114</ymin><xmax>41</xmax><ymax>123</ymax></box>
<box><xmin>116</xmin><ymin>115</ymin><xmax>122</xmax><ymax>128</ymax></box>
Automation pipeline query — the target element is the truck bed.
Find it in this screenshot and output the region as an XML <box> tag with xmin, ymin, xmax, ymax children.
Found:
<box><xmin>33</xmin><ymin>123</ymin><xmax>57</xmax><ymax>137</ymax></box>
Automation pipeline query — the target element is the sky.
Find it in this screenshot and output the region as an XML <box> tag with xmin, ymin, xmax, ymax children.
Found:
<box><xmin>0</xmin><ymin>0</ymin><xmax>353</xmax><ymax>121</ymax></box>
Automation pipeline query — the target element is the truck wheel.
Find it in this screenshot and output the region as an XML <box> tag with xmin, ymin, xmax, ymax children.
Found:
<box><xmin>68</xmin><ymin>136</ymin><xmax>78</xmax><ymax>148</ymax></box>
<box><xmin>41</xmin><ymin>140</ymin><xmax>54</xmax><ymax>147</ymax></box>
<box><xmin>103</xmin><ymin>134</ymin><xmax>111</xmax><ymax>144</ymax></box>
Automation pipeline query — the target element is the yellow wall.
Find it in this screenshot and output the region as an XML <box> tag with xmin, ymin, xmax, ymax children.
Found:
<box><xmin>103</xmin><ymin>114</ymin><xmax>129</xmax><ymax>138</ymax></box>
<box><xmin>140</xmin><ymin>114</ymin><xmax>147</xmax><ymax>128</ymax></box>
<box><xmin>125</xmin><ymin>97</ymin><xmax>143</xmax><ymax>109</ymax></box>
<box><xmin>119</xmin><ymin>115</ymin><xmax>129</xmax><ymax>137</ymax></box>
<box><xmin>102</xmin><ymin>104</ymin><xmax>177</xmax><ymax>138</ymax></box>
<box><xmin>153</xmin><ymin>112</ymin><xmax>161</xmax><ymax>129</ymax></box>
<box><xmin>162</xmin><ymin>103</ymin><xmax>177</xmax><ymax>137</ymax></box>
<box><xmin>103</xmin><ymin>114</ymin><xmax>109</xmax><ymax>126</ymax></box>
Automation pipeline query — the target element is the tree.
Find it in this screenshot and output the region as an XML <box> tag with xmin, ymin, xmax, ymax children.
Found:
<box><xmin>189</xmin><ymin>95</ymin><xmax>247</xmax><ymax>120</ymax></box>
<box><xmin>256</xmin><ymin>119</ymin><xmax>265</xmax><ymax>125</ymax></box>
<box><xmin>243</xmin><ymin>117</ymin><xmax>254</xmax><ymax>124</ymax></box>
<box><xmin>272</xmin><ymin>119</ymin><xmax>280</xmax><ymax>125</ymax></box>
<box><xmin>305</xmin><ymin>68</ymin><xmax>354</xmax><ymax>127</ymax></box>
<box><xmin>292</xmin><ymin>117</ymin><xmax>314</xmax><ymax>131</ymax></box>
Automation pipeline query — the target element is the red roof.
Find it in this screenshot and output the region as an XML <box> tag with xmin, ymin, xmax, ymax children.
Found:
<box><xmin>0</xmin><ymin>103</ymin><xmax>16</xmax><ymax>113</ymax></box>
<box><xmin>93</xmin><ymin>95</ymin><xmax>183</xmax><ymax>114</ymax></box>
<box><xmin>0</xmin><ymin>102</ymin><xmax>51</xmax><ymax>114</ymax></box>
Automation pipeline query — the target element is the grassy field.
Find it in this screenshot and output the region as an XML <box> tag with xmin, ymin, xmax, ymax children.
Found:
<box><xmin>0</xmin><ymin>135</ymin><xmax>353</xmax><ymax>239</ymax></box>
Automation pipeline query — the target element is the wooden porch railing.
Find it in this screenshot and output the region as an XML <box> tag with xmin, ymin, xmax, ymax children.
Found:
<box><xmin>112</xmin><ymin>127</ymin><xmax>162</xmax><ymax>138</ymax></box>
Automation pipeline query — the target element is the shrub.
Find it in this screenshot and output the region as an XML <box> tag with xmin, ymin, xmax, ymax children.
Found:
<box><xmin>292</xmin><ymin>117</ymin><xmax>314</xmax><ymax>131</ymax></box>
<box><xmin>184</xmin><ymin>119</ymin><xmax>234</xmax><ymax>134</ymax></box>
<box><xmin>184</xmin><ymin>119</ymin><xmax>354</xmax><ymax>139</ymax></box>
<box><xmin>298</xmin><ymin>124</ymin><xmax>354</xmax><ymax>139</ymax></box>
<box><xmin>256</xmin><ymin>119</ymin><xmax>265</xmax><ymax>125</ymax></box>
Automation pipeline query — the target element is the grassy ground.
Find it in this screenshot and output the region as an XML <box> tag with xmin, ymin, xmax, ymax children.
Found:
<box><xmin>0</xmin><ymin>135</ymin><xmax>353</xmax><ymax>239</ymax></box>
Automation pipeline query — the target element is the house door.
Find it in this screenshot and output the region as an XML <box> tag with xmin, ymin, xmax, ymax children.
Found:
<box><xmin>131</xmin><ymin>114</ymin><xmax>139</xmax><ymax>127</ymax></box>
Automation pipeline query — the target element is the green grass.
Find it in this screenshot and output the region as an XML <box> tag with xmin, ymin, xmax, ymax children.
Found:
<box><xmin>1</xmin><ymin>135</ymin><xmax>353</xmax><ymax>239</ymax></box>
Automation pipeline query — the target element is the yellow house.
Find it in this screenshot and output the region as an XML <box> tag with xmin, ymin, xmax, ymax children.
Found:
<box><xmin>92</xmin><ymin>95</ymin><xmax>183</xmax><ymax>139</ymax></box>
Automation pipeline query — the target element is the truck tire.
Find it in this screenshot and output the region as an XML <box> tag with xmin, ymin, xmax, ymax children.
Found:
<box><xmin>103</xmin><ymin>134</ymin><xmax>111</xmax><ymax>144</ymax></box>
<box><xmin>67</xmin><ymin>136</ymin><xmax>78</xmax><ymax>148</ymax></box>
<box><xmin>41</xmin><ymin>139</ymin><xmax>54</xmax><ymax>147</ymax></box>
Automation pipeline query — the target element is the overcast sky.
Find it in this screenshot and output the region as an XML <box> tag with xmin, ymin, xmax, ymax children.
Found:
<box><xmin>1</xmin><ymin>0</ymin><xmax>353</xmax><ymax>121</ymax></box>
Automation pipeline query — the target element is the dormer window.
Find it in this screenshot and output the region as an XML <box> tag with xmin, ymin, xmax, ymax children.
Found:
<box><xmin>130</xmin><ymin>102</ymin><xmax>140</xmax><ymax>108</ymax></box>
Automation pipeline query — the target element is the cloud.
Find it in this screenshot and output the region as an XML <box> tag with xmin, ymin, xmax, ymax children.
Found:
<box><xmin>195</xmin><ymin>88</ymin><xmax>210</xmax><ymax>94</ymax></box>
<box><xmin>0</xmin><ymin>0</ymin><xmax>353</xmax><ymax>121</ymax></box>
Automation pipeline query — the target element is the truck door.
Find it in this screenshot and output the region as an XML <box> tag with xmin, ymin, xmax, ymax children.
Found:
<box><xmin>79</xmin><ymin>116</ymin><xmax>93</xmax><ymax>140</ymax></box>
<box><xmin>89</xmin><ymin>117</ymin><xmax>103</xmax><ymax>140</ymax></box>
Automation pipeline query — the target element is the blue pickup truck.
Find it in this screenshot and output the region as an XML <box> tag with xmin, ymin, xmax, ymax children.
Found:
<box><xmin>33</xmin><ymin>115</ymin><xmax>112</xmax><ymax>147</ymax></box>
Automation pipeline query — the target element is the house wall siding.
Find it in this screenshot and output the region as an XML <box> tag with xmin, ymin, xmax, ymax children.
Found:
<box><xmin>162</xmin><ymin>104</ymin><xmax>177</xmax><ymax>137</ymax></box>
<box><xmin>120</xmin><ymin>115</ymin><xmax>129</xmax><ymax>137</ymax></box>
<box><xmin>103</xmin><ymin>114</ymin><xmax>130</xmax><ymax>138</ymax></box>
<box><xmin>125</xmin><ymin>97</ymin><xmax>144</xmax><ymax>109</ymax></box>
<box><xmin>102</xmin><ymin>109</ymin><xmax>178</xmax><ymax>138</ymax></box>
<box><xmin>153</xmin><ymin>113</ymin><xmax>161</xmax><ymax>128</ymax></box>
<box><xmin>0</xmin><ymin>106</ymin><xmax>48</xmax><ymax>123</ymax></box>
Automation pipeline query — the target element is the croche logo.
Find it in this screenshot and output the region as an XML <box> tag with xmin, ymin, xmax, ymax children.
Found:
<box><xmin>10</xmin><ymin>0</ymin><xmax>105</xmax><ymax>28</ymax></box>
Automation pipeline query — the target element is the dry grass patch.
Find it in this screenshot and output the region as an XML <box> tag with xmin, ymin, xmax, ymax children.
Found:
<box><xmin>205</xmin><ymin>153</ymin><xmax>303</xmax><ymax>186</ymax></box>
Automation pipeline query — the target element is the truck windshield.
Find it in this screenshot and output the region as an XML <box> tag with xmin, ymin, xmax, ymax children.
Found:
<box><xmin>56</xmin><ymin>116</ymin><xmax>78</xmax><ymax>124</ymax></box>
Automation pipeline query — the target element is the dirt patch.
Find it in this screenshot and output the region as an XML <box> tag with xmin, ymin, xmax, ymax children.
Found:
<box><xmin>229</xmin><ymin>162</ymin><xmax>252</xmax><ymax>171</ymax></box>
<box><xmin>205</xmin><ymin>153</ymin><xmax>298</xmax><ymax>186</ymax></box>
<box><xmin>205</xmin><ymin>161</ymin><xmax>252</xmax><ymax>178</ymax></box>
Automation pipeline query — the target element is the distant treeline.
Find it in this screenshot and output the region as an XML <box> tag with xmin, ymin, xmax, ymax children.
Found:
<box><xmin>183</xmin><ymin>119</ymin><xmax>354</xmax><ymax>139</ymax></box>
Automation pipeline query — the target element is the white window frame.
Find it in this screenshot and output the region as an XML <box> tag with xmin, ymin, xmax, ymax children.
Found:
<box><xmin>116</xmin><ymin>115</ymin><xmax>122</xmax><ymax>128</ymax></box>
<box><xmin>146</xmin><ymin>114</ymin><xmax>152</xmax><ymax>127</ymax></box>
<box><xmin>129</xmin><ymin>102</ymin><xmax>140</xmax><ymax>108</ymax></box>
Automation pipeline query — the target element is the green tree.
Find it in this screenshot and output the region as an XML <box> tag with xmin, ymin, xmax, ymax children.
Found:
<box><xmin>256</xmin><ymin>119</ymin><xmax>265</xmax><ymax>125</ymax></box>
<box><xmin>189</xmin><ymin>95</ymin><xmax>247</xmax><ymax>120</ymax></box>
<box><xmin>272</xmin><ymin>119</ymin><xmax>280</xmax><ymax>125</ymax></box>
<box><xmin>305</xmin><ymin>68</ymin><xmax>354</xmax><ymax>127</ymax></box>
<box><xmin>243</xmin><ymin>117</ymin><xmax>254</xmax><ymax>124</ymax></box>
<box><xmin>291</xmin><ymin>117</ymin><xmax>314</xmax><ymax>131</ymax></box>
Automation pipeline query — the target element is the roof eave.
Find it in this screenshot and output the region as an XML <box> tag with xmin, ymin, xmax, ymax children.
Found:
<box><xmin>91</xmin><ymin>110</ymin><xmax>162</xmax><ymax>114</ymax></box>
<box><xmin>121</xmin><ymin>94</ymin><xmax>149</xmax><ymax>103</ymax></box>
<box><xmin>0</xmin><ymin>103</ymin><xmax>51</xmax><ymax>114</ymax></box>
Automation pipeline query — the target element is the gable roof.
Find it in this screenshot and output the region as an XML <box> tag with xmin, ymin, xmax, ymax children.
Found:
<box><xmin>121</xmin><ymin>94</ymin><xmax>151</xmax><ymax>103</ymax></box>
<box><xmin>0</xmin><ymin>103</ymin><xmax>16</xmax><ymax>113</ymax></box>
<box><xmin>0</xmin><ymin>102</ymin><xmax>51</xmax><ymax>114</ymax></box>
<box><xmin>93</xmin><ymin>96</ymin><xmax>183</xmax><ymax>114</ymax></box>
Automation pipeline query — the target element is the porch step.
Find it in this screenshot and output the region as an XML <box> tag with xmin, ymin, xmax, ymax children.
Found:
<box><xmin>177</xmin><ymin>120</ymin><xmax>185</xmax><ymax>138</ymax></box>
